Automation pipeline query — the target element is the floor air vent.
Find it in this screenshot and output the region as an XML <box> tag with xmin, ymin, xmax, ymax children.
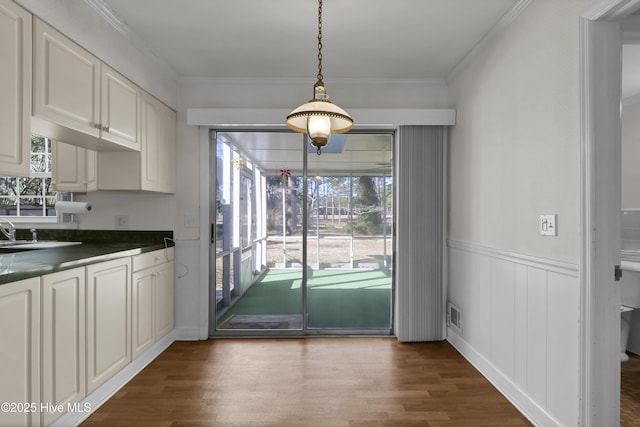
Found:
<box><xmin>447</xmin><ymin>302</ymin><xmax>463</xmax><ymax>334</ymax></box>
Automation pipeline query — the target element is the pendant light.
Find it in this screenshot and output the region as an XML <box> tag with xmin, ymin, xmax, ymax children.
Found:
<box><xmin>286</xmin><ymin>0</ymin><xmax>353</xmax><ymax>155</ymax></box>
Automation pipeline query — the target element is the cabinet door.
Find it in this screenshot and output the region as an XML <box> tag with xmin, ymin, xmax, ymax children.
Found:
<box><xmin>0</xmin><ymin>278</ymin><xmax>40</xmax><ymax>427</ymax></box>
<box><xmin>160</xmin><ymin>105</ymin><xmax>177</xmax><ymax>193</ymax></box>
<box><xmin>33</xmin><ymin>18</ymin><xmax>100</xmax><ymax>138</ymax></box>
<box><xmin>52</xmin><ymin>141</ymin><xmax>87</xmax><ymax>192</ymax></box>
<box><xmin>0</xmin><ymin>0</ymin><xmax>31</xmax><ymax>176</ymax></box>
<box><xmin>101</xmin><ymin>65</ymin><xmax>140</xmax><ymax>150</ymax></box>
<box><xmin>132</xmin><ymin>267</ymin><xmax>155</xmax><ymax>359</ymax></box>
<box><xmin>41</xmin><ymin>268</ymin><xmax>85</xmax><ymax>426</ymax></box>
<box><xmin>140</xmin><ymin>92</ymin><xmax>162</xmax><ymax>192</ymax></box>
<box><xmin>52</xmin><ymin>141</ymin><xmax>98</xmax><ymax>192</ymax></box>
<box><xmin>86</xmin><ymin>258</ymin><xmax>131</xmax><ymax>393</ymax></box>
<box><xmin>155</xmin><ymin>261</ymin><xmax>174</xmax><ymax>339</ymax></box>
<box><xmin>85</xmin><ymin>148</ymin><xmax>98</xmax><ymax>191</ymax></box>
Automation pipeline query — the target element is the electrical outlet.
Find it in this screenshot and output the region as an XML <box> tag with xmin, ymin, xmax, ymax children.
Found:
<box><xmin>540</xmin><ymin>214</ymin><xmax>557</xmax><ymax>236</ymax></box>
<box><xmin>115</xmin><ymin>214</ymin><xmax>129</xmax><ymax>229</ymax></box>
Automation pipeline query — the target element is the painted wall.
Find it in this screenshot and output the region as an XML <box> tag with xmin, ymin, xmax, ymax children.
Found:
<box><xmin>446</xmin><ymin>1</ymin><xmax>588</xmax><ymax>426</ymax></box>
<box><xmin>448</xmin><ymin>0</ymin><xmax>585</xmax><ymax>265</ymax></box>
<box><xmin>73</xmin><ymin>192</ymin><xmax>175</xmax><ymax>230</ymax></box>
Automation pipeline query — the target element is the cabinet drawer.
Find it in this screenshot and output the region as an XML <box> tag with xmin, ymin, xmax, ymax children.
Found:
<box><xmin>132</xmin><ymin>247</ymin><xmax>174</xmax><ymax>272</ymax></box>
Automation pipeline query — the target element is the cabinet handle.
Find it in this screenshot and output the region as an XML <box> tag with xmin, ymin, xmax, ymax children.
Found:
<box><xmin>102</xmin><ymin>125</ymin><xmax>109</xmax><ymax>132</ymax></box>
<box><xmin>93</xmin><ymin>123</ymin><xmax>100</xmax><ymax>129</ymax></box>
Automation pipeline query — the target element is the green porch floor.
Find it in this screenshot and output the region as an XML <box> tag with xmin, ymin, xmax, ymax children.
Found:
<box><xmin>217</xmin><ymin>268</ymin><xmax>392</xmax><ymax>329</ymax></box>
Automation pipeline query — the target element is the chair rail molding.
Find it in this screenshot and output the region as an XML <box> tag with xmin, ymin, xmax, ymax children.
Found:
<box><xmin>447</xmin><ymin>240</ymin><xmax>579</xmax><ymax>277</ymax></box>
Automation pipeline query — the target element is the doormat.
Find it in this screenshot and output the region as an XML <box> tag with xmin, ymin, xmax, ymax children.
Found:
<box><xmin>218</xmin><ymin>314</ymin><xmax>303</xmax><ymax>330</ymax></box>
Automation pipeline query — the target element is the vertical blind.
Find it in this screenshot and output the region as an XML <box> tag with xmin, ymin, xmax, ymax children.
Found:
<box><xmin>395</xmin><ymin>126</ymin><xmax>445</xmax><ymax>342</ymax></box>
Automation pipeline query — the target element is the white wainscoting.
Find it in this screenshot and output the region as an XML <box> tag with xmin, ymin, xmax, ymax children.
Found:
<box><xmin>447</xmin><ymin>240</ymin><xmax>579</xmax><ymax>427</ymax></box>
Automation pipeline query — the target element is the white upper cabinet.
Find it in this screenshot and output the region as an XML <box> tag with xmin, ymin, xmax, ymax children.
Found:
<box><xmin>140</xmin><ymin>92</ymin><xmax>176</xmax><ymax>193</ymax></box>
<box><xmin>100</xmin><ymin>64</ymin><xmax>140</xmax><ymax>149</ymax></box>
<box><xmin>33</xmin><ymin>17</ymin><xmax>100</xmax><ymax>139</ymax></box>
<box><xmin>0</xmin><ymin>0</ymin><xmax>31</xmax><ymax>176</ymax></box>
<box><xmin>33</xmin><ymin>18</ymin><xmax>140</xmax><ymax>152</ymax></box>
<box><xmin>52</xmin><ymin>141</ymin><xmax>98</xmax><ymax>192</ymax></box>
<box><xmin>98</xmin><ymin>93</ymin><xmax>176</xmax><ymax>194</ymax></box>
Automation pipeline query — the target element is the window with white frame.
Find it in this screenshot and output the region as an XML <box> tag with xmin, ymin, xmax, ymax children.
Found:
<box><xmin>0</xmin><ymin>135</ymin><xmax>57</xmax><ymax>217</ymax></box>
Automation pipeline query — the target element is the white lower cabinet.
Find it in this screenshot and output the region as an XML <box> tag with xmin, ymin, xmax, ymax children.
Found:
<box><xmin>0</xmin><ymin>249</ymin><xmax>173</xmax><ymax>425</ymax></box>
<box><xmin>131</xmin><ymin>248</ymin><xmax>175</xmax><ymax>359</ymax></box>
<box><xmin>0</xmin><ymin>278</ymin><xmax>40</xmax><ymax>427</ymax></box>
<box><xmin>41</xmin><ymin>268</ymin><xmax>85</xmax><ymax>426</ymax></box>
<box><xmin>132</xmin><ymin>267</ymin><xmax>155</xmax><ymax>358</ymax></box>
<box><xmin>86</xmin><ymin>258</ymin><xmax>132</xmax><ymax>394</ymax></box>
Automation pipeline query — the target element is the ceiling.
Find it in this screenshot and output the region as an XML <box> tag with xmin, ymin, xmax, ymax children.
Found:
<box><xmin>94</xmin><ymin>0</ymin><xmax>520</xmax><ymax>175</ymax></box>
<box><xmin>97</xmin><ymin>0</ymin><xmax>520</xmax><ymax>82</ymax></box>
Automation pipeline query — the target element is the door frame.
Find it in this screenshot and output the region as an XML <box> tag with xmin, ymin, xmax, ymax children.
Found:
<box><xmin>580</xmin><ymin>0</ymin><xmax>640</xmax><ymax>424</ymax></box>
<box><xmin>204</xmin><ymin>127</ymin><xmax>398</xmax><ymax>337</ymax></box>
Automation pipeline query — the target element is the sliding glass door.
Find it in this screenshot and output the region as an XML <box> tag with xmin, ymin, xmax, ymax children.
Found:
<box><xmin>211</xmin><ymin>130</ymin><xmax>393</xmax><ymax>335</ymax></box>
<box><xmin>305</xmin><ymin>135</ymin><xmax>393</xmax><ymax>332</ymax></box>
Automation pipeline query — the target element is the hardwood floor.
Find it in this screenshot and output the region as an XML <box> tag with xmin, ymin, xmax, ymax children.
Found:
<box><xmin>82</xmin><ymin>338</ymin><xmax>533</xmax><ymax>427</ymax></box>
<box><xmin>621</xmin><ymin>352</ymin><xmax>640</xmax><ymax>426</ymax></box>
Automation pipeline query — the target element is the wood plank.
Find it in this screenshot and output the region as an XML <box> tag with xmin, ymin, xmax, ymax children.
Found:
<box><xmin>82</xmin><ymin>338</ymin><xmax>533</xmax><ymax>426</ymax></box>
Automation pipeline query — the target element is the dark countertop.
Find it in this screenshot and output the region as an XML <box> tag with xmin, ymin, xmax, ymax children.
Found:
<box><xmin>0</xmin><ymin>241</ymin><xmax>170</xmax><ymax>285</ymax></box>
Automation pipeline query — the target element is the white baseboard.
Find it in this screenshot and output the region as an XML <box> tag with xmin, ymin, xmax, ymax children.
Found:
<box><xmin>50</xmin><ymin>330</ymin><xmax>176</xmax><ymax>427</ymax></box>
<box><xmin>173</xmin><ymin>325</ymin><xmax>202</xmax><ymax>341</ymax></box>
<box><xmin>447</xmin><ymin>328</ymin><xmax>562</xmax><ymax>427</ymax></box>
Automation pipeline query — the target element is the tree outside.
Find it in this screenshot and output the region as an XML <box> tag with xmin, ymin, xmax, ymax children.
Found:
<box><xmin>350</xmin><ymin>177</ymin><xmax>383</xmax><ymax>235</ymax></box>
<box><xmin>0</xmin><ymin>135</ymin><xmax>55</xmax><ymax>216</ymax></box>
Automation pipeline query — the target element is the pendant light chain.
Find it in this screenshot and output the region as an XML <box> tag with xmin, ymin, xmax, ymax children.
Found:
<box><xmin>285</xmin><ymin>0</ymin><xmax>353</xmax><ymax>154</ymax></box>
<box><xmin>317</xmin><ymin>0</ymin><xmax>323</xmax><ymax>83</ymax></box>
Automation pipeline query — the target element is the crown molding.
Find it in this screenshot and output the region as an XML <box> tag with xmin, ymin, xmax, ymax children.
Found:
<box><xmin>446</xmin><ymin>0</ymin><xmax>533</xmax><ymax>84</ymax></box>
<box><xmin>83</xmin><ymin>0</ymin><xmax>179</xmax><ymax>81</ymax></box>
<box><xmin>583</xmin><ymin>0</ymin><xmax>640</xmax><ymax>21</ymax></box>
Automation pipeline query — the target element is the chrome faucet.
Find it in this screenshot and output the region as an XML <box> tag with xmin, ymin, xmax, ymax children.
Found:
<box><xmin>0</xmin><ymin>220</ymin><xmax>16</xmax><ymax>241</ymax></box>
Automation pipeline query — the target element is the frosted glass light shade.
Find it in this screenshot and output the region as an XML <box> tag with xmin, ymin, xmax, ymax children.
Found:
<box><xmin>307</xmin><ymin>115</ymin><xmax>331</xmax><ymax>142</ymax></box>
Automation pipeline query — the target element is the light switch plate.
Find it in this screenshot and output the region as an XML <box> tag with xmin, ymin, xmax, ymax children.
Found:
<box><xmin>184</xmin><ymin>213</ymin><xmax>198</xmax><ymax>228</ymax></box>
<box><xmin>540</xmin><ymin>214</ymin><xmax>557</xmax><ymax>236</ymax></box>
